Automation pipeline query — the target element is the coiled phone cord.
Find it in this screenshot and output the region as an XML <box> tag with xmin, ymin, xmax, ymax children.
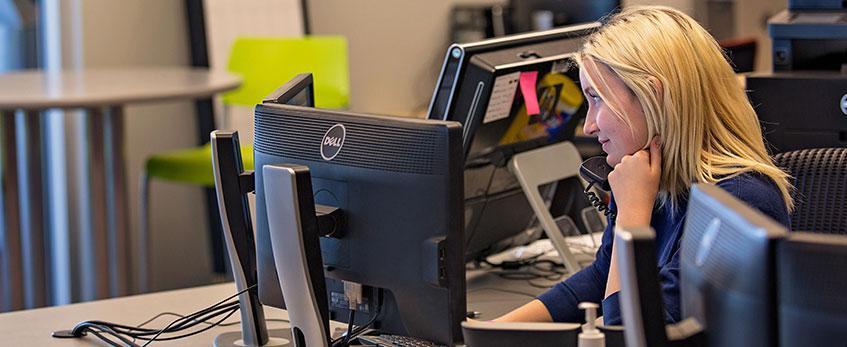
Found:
<box><xmin>583</xmin><ymin>182</ymin><xmax>616</xmax><ymax>222</ymax></box>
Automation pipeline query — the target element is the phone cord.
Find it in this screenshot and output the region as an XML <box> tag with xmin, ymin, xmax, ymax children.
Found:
<box><xmin>583</xmin><ymin>182</ymin><xmax>616</xmax><ymax>221</ymax></box>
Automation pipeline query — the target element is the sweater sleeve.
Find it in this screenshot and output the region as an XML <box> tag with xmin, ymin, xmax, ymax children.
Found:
<box><xmin>537</xmin><ymin>219</ymin><xmax>614</xmax><ymax>323</ymax></box>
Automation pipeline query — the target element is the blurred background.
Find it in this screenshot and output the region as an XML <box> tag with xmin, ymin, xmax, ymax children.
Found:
<box><xmin>0</xmin><ymin>0</ymin><xmax>787</xmax><ymax>308</ymax></box>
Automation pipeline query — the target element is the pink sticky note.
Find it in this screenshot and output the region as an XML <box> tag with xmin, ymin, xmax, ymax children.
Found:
<box><xmin>519</xmin><ymin>71</ymin><xmax>540</xmax><ymax>116</ymax></box>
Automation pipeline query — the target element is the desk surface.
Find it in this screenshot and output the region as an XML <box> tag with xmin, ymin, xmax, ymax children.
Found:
<box><xmin>0</xmin><ymin>283</ymin><xmax>304</xmax><ymax>346</ymax></box>
<box><xmin>0</xmin><ymin>67</ymin><xmax>241</xmax><ymax>109</ymax></box>
<box><xmin>0</xmin><ymin>278</ymin><xmax>548</xmax><ymax>346</ymax></box>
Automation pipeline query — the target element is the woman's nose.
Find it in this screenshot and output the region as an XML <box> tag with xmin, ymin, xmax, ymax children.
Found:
<box><xmin>583</xmin><ymin>113</ymin><xmax>599</xmax><ymax>135</ymax></box>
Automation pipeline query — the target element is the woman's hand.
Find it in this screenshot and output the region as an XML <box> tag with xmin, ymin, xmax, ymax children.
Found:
<box><xmin>608</xmin><ymin>136</ymin><xmax>662</xmax><ymax>228</ymax></box>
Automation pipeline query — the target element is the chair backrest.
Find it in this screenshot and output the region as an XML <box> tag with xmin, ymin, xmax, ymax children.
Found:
<box><xmin>222</xmin><ymin>36</ymin><xmax>349</xmax><ymax>109</ymax></box>
<box><xmin>773</xmin><ymin>147</ymin><xmax>847</xmax><ymax>234</ymax></box>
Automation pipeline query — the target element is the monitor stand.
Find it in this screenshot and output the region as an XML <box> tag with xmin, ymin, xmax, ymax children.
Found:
<box><xmin>214</xmin><ymin>329</ymin><xmax>291</xmax><ymax>347</ymax></box>
<box><xmin>507</xmin><ymin>141</ymin><xmax>590</xmax><ymax>274</ymax></box>
<box><xmin>211</xmin><ymin>130</ymin><xmax>293</xmax><ymax>347</ymax></box>
<box><xmin>263</xmin><ymin>164</ymin><xmax>332</xmax><ymax>347</ymax></box>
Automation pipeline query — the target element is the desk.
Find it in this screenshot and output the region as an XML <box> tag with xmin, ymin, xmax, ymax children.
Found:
<box><xmin>0</xmin><ymin>283</ymin><xmax>305</xmax><ymax>346</ymax></box>
<box><xmin>0</xmin><ymin>68</ymin><xmax>241</xmax><ymax>310</ymax></box>
<box><xmin>0</xmin><ymin>272</ymin><xmax>553</xmax><ymax>346</ymax></box>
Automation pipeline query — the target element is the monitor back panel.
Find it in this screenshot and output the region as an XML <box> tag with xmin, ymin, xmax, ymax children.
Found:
<box><xmin>253</xmin><ymin>104</ymin><xmax>466</xmax><ymax>345</ymax></box>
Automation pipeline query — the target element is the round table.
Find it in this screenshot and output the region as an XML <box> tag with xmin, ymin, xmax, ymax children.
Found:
<box><xmin>0</xmin><ymin>67</ymin><xmax>240</xmax><ymax>310</ymax></box>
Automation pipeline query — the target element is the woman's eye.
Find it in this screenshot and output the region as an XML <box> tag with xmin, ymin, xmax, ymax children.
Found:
<box><xmin>588</xmin><ymin>93</ymin><xmax>601</xmax><ymax>103</ymax></box>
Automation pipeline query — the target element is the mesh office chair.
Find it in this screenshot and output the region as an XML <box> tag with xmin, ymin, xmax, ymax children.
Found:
<box><xmin>773</xmin><ymin>147</ymin><xmax>847</xmax><ymax>234</ymax></box>
<box><xmin>138</xmin><ymin>36</ymin><xmax>349</xmax><ymax>292</ymax></box>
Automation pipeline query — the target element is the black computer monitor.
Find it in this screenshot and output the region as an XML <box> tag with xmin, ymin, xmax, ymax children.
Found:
<box><xmin>428</xmin><ymin>22</ymin><xmax>597</xmax><ymax>138</ymax></box>
<box><xmin>428</xmin><ymin>24</ymin><xmax>597</xmax><ymax>261</ymax></box>
<box><xmin>508</xmin><ymin>0</ymin><xmax>619</xmax><ymax>33</ymax></box>
<box><xmin>747</xmin><ymin>72</ymin><xmax>847</xmax><ymax>153</ymax></box>
<box><xmin>616</xmin><ymin>183</ymin><xmax>791</xmax><ymax>346</ymax></box>
<box><xmin>680</xmin><ymin>183</ymin><xmax>788</xmax><ymax>347</ymax></box>
<box><xmin>778</xmin><ymin>232</ymin><xmax>847</xmax><ymax>346</ymax></box>
<box><xmin>254</xmin><ymin>74</ymin><xmax>467</xmax><ymax>345</ymax></box>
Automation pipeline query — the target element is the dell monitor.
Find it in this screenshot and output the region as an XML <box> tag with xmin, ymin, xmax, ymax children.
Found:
<box><xmin>428</xmin><ymin>24</ymin><xmax>597</xmax><ymax>261</ymax></box>
<box><xmin>778</xmin><ymin>232</ymin><xmax>847</xmax><ymax>346</ymax></box>
<box><xmin>680</xmin><ymin>183</ymin><xmax>788</xmax><ymax>347</ymax></box>
<box><xmin>253</xmin><ymin>74</ymin><xmax>467</xmax><ymax>345</ymax></box>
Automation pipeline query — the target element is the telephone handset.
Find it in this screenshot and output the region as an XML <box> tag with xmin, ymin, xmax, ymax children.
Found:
<box><xmin>579</xmin><ymin>156</ymin><xmax>613</xmax><ymax>191</ymax></box>
<box><xmin>579</xmin><ymin>156</ymin><xmax>616</xmax><ymax>220</ymax></box>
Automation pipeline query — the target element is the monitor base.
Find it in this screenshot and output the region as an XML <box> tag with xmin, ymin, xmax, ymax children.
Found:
<box><xmin>214</xmin><ymin>328</ymin><xmax>291</xmax><ymax>347</ymax></box>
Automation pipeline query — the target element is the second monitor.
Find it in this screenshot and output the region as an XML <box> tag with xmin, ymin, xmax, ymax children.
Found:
<box><xmin>429</xmin><ymin>24</ymin><xmax>597</xmax><ymax>261</ymax></box>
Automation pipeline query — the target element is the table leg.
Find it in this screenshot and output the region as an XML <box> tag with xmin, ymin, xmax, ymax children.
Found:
<box><xmin>0</xmin><ymin>110</ymin><xmax>24</xmax><ymax>312</ymax></box>
<box><xmin>18</xmin><ymin>110</ymin><xmax>46</xmax><ymax>309</ymax></box>
<box><xmin>103</xmin><ymin>106</ymin><xmax>129</xmax><ymax>297</ymax></box>
<box><xmin>81</xmin><ymin>108</ymin><xmax>109</xmax><ymax>301</ymax></box>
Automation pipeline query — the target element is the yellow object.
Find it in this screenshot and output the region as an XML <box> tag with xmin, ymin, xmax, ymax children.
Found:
<box><xmin>499</xmin><ymin>72</ymin><xmax>583</xmax><ymax>145</ymax></box>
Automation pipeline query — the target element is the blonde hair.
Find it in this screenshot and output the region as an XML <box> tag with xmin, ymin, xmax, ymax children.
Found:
<box><xmin>579</xmin><ymin>6</ymin><xmax>794</xmax><ymax>211</ymax></box>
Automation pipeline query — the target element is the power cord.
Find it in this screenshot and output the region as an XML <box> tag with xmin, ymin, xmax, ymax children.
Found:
<box><xmin>341</xmin><ymin>310</ymin><xmax>356</xmax><ymax>346</ymax></box>
<box><xmin>330</xmin><ymin>288</ymin><xmax>384</xmax><ymax>347</ymax></box>
<box><xmin>463</xmin><ymin>167</ymin><xmax>499</xmax><ymax>252</ymax></box>
<box><xmin>52</xmin><ymin>284</ymin><xmax>286</xmax><ymax>347</ymax></box>
<box><xmin>135</xmin><ymin>311</ymin><xmax>289</xmax><ymax>328</ymax></box>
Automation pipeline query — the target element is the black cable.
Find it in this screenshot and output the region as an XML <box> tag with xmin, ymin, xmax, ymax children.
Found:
<box><xmin>463</xmin><ymin>166</ymin><xmax>499</xmax><ymax>252</ymax></box>
<box><xmin>139</xmin><ymin>286</ymin><xmax>251</xmax><ymax>347</ymax></box>
<box><xmin>115</xmin><ymin>301</ymin><xmax>241</xmax><ymax>341</ymax></box>
<box><xmin>127</xmin><ymin>304</ymin><xmax>238</xmax><ymax>340</ymax></box>
<box><xmin>78</xmin><ymin>300</ymin><xmax>240</xmax><ymax>339</ymax></box>
<box><xmin>351</xmin><ymin>288</ymin><xmax>383</xmax><ymax>336</ymax></box>
<box><xmin>332</xmin><ymin>288</ymin><xmax>384</xmax><ymax>346</ymax></box>
<box><xmin>56</xmin><ymin>285</ymin><xmax>256</xmax><ymax>347</ymax></box>
<box><xmin>163</xmin><ymin>302</ymin><xmax>239</xmax><ymax>332</ymax></box>
<box><xmin>340</xmin><ymin>310</ymin><xmax>356</xmax><ymax>347</ymax></box>
<box><xmin>121</xmin><ymin>303</ymin><xmax>240</xmax><ymax>344</ymax></box>
<box><xmin>86</xmin><ymin>324</ymin><xmax>140</xmax><ymax>347</ymax></box>
<box><xmin>112</xmin><ymin>301</ymin><xmax>241</xmax><ymax>337</ymax></box>
<box><xmin>583</xmin><ymin>182</ymin><xmax>616</xmax><ymax>221</ymax></box>
<box><xmin>136</xmin><ymin>311</ymin><xmax>288</xmax><ymax>328</ymax></box>
<box><xmin>87</xmin><ymin>327</ymin><xmax>133</xmax><ymax>347</ymax></box>
<box><xmin>135</xmin><ymin>306</ymin><xmax>239</xmax><ymax>342</ymax></box>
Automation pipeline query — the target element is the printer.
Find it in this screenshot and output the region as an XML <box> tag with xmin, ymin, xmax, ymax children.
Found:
<box><xmin>768</xmin><ymin>0</ymin><xmax>847</xmax><ymax>71</ymax></box>
<box><xmin>747</xmin><ymin>1</ymin><xmax>847</xmax><ymax>153</ymax></box>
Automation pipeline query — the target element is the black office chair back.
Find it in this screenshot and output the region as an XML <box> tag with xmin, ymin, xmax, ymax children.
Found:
<box><xmin>773</xmin><ymin>147</ymin><xmax>847</xmax><ymax>234</ymax></box>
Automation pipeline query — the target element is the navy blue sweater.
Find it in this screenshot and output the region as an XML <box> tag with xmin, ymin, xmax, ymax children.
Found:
<box><xmin>537</xmin><ymin>172</ymin><xmax>790</xmax><ymax>325</ymax></box>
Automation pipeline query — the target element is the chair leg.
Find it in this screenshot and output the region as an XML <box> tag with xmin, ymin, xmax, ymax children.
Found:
<box><xmin>138</xmin><ymin>172</ymin><xmax>150</xmax><ymax>293</ymax></box>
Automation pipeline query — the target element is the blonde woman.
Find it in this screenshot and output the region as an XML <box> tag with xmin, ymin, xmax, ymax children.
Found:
<box><xmin>496</xmin><ymin>6</ymin><xmax>793</xmax><ymax>325</ymax></box>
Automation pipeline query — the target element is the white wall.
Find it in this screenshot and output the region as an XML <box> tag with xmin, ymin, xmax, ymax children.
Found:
<box><xmin>735</xmin><ymin>0</ymin><xmax>785</xmax><ymax>72</ymax></box>
<box><xmin>309</xmin><ymin>0</ymin><xmax>507</xmax><ymax>117</ymax></box>
<box><xmin>309</xmin><ymin>0</ymin><xmax>699</xmax><ymax>118</ymax></box>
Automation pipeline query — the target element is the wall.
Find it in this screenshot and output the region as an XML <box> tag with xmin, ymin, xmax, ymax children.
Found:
<box><xmin>735</xmin><ymin>0</ymin><xmax>784</xmax><ymax>72</ymax></box>
<box><xmin>309</xmin><ymin>0</ymin><xmax>507</xmax><ymax>117</ymax></box>
<box><xmin>309</xmin><ymin>0</ymin><xmax>697</xmax><ymax>118</ymax></box>
<box><xmin>69</xmin><ymin>0</ymin><xmax>213</xmax><ymax>293</ymax></box>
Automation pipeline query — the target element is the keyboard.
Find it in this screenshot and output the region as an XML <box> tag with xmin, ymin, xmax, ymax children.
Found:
<box><xmin>355</xmin><ymin>334</ymin><xmax>445</xmax><ymax>347</ymax></box>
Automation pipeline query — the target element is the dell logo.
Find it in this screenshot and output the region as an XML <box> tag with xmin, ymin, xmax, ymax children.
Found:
<box><xmin>320</xmin><ymin>124</ymin><xmax>346</xmax><ymax>161</ymax></box>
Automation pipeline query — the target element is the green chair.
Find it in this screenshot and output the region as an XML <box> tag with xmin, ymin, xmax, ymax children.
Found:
<box><xmin>138</xmin><ymin>36</ymin><xmax>349</xmax><ymax>292</ymax></box>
